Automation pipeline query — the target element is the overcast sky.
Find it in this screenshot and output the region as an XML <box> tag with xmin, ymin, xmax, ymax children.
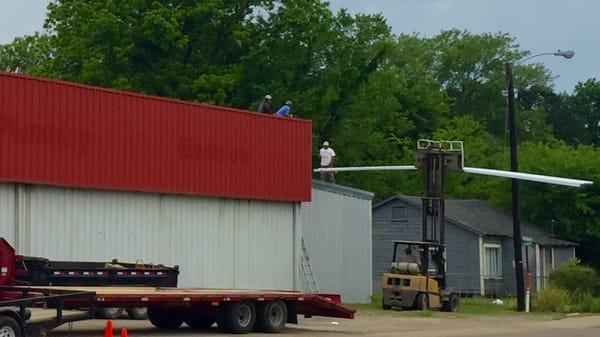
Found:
<box><xmin>1</xmin><ymin>0</ymin><xmax>598</xmax><ymax>92</ymax></box>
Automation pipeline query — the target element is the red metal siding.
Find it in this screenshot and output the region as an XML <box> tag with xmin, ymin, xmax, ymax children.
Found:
<box><xmin>0</xmin><ymin>72</ymin><xmax>312</xmax><ymax>202</ymax></box>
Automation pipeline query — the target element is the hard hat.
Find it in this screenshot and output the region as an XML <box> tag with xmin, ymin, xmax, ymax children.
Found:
<box><xmin>285</xmin><ymin>100</ymin><xmax>292</xmax><ymax>105</ymax></box>
<box><xmin>323</xmin><ymin>141</ymin><xmax>329</xmax><ymax>146</ymax></box>
<box><xmin>265</xmin><ymin>95</ymin><xmax>272</xmax><ymax>100</ymax></box>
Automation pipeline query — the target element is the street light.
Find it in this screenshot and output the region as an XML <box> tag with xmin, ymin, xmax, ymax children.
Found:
<box><xmin>506</xmin><ymin>49</ymin><xmax>574</xmax><ymax>312</ymax></box>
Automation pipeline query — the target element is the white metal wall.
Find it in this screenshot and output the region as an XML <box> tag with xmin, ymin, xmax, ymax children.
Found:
<box><xmin>0</xmin><ymin>183</ymin><xmax>297</xmax><ymax>290</ymax></box>
<box><xmin>301</xmin><ymin>186</ymin><xmax>372</xmax><ymax>303</ymax></box>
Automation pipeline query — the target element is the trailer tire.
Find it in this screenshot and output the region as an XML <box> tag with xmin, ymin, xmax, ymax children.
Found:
<box><xmin>126</xmin><ymin>307</ymin><xmax>148</xmax><ymax>320</ymax></box>
<box><xmin>185</xmin><ymin>313</ymin><xmax>215</xmax><ymax>330</ymax></box>
<box><xmin>414</xmin><ymin>293</ymin><xmax>428</xmax><ymax>311</ymax></box>
<box><xmin>0</xmin><ymin>316</ymin><xmax>22</xmax><ymax>337</ymax></box>
<box><xmin>96</xmin><ymin>307</ymin><xmax>125</xmax><ymax>319</ymax></box>
<box><xmin>256</xmin><ymin>300</ymin><xmax>287</xmax><ymax>333</ymax></box>
<box><xmin>148</xmin><ymin>308</ymin><xmax>184</xmax><ymax>330</ymax></box>
<box><xmin>220</xmin><ymin>301</ymin><xmax>256</xmax><ymax>334</ymax></box>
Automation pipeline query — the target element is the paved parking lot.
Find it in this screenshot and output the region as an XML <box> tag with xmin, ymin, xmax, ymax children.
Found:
<box><xmin>49</xmin><ymin>313</ymin><xmax>600</xmax><ymax>337</ymax></box>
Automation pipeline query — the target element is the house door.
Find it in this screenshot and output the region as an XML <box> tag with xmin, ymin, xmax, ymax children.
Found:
<box><xmin>542</xmin><ymin>247</ymin><xmax>554</xmax><ymax>288</ymax></box>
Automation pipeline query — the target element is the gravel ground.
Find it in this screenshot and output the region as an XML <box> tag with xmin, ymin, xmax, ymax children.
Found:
<box><xmin>48</xmin><ymin>313</ymin><xmax>600</xmax><ymax>337</ymax></box>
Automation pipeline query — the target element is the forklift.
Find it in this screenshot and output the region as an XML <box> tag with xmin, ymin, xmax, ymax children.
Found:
<box><xmin>381</xmin><ymin>140</ymin><xmax>462</xmax><ymax>312</ymax></box>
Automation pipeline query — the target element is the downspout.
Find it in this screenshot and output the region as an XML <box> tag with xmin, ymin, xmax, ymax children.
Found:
<box><xmin>479</xmin><ymin>236</ymin><xmax>485</xmax><ymax>296</ymax></box>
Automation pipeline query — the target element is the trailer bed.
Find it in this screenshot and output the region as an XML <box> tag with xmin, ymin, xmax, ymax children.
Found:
<box><xmin>31</xmin><ymin>286</ymin><xmax>355</xmax><ymax>319</ymax></box>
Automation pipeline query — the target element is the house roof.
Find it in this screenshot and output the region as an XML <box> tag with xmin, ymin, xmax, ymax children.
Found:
<box><xmin>312</xmin><ymin>180</ymin><xmax>374</xmax><ymax>200</ymax></box>
<box><xmin>374</xmin><ymin>195</ymin><xmax>577</xmax><ymax>246</ymax></box>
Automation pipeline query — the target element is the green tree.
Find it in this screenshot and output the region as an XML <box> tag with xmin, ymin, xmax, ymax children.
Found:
<box><xmin>564</xmin><ymin>79</ymin><xmax>600</xmax><ymax>146</ymax></box>
<box><xmin>42</xmin><ymin>0</ymin><xmax>271</xmax><ymax>104</ymax></box>
<box><xmin>0</xmin><ymin>34</ymin><xmax>52</xmax><ymax>74</ymax></box>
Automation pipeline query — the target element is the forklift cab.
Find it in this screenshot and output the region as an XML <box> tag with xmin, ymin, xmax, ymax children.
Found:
<box><xmin>381</xmin><ymin>240</ymin><xmax>458</xmax><ymax>312</ymax></box>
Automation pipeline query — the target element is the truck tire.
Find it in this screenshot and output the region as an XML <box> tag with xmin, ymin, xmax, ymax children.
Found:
<box><xmin>256</xmin><ymin>300</ymin><xmax>287</xmax><ymax>333</ymax></box>
<box><xmin>126</xmin><ymin>307</ymin><xmax>148</xmax><ymax>320</ymax></box>
<box><xmin>185</xmin><ymin>313</ymin><xmax>215</xmax><ymax>330</ymax></box>
<box><xmin>96</xmin><ymin>307</ymin><xmax>125</xmax><ymax>319</ymax></box>
<box><xmin>148</xmin><ymin>308</ymin><xmax>184</xmax><ymax>330</ymax></box>
<box><xmin>441</xmin><ymin>293</ymin><xmax>460</xmax><ymax>312</ymax></box>
<box><xmin>219</xmin><ymin>301</ymin><xmax>256</xmax><ymax>334</ymax></box>
<box><xmin>0</xmin><ymin>316</ymin><xmax>22</xmax><ymax>337</ymax></box>
<box><xmin>414</xmin><ymin>293</ymin><xmax>428</xmax><ymax>310</ymax></box>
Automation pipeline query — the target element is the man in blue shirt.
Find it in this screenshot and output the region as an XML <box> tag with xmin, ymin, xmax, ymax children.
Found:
<box><xmin>275</xmin><ymin>100</ymin><xmax>292</xmax><ymax>117</ymax></box>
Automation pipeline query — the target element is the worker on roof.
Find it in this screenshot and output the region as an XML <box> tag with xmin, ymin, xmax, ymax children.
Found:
<box><xmin>319</xmin><ymin>141</ymin><xmax>336</xmax><ymax>183</ymax></box>
<box><xmin>257</xmin><ymin>94</ymin><xmax>273</xmax><ymax>114</ymax></box>
<box><xmin>275</xmin><ymin>100</ymin><xmax>292</xmax><ymax>117</ymax></box>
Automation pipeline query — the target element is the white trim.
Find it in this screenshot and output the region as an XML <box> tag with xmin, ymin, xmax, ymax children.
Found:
<box><xmin>535</xmin><ymin>244</ymin><xmax>541</xmax><ymax>291</ymax></box>
<box><xmin>572</xmin><ymin>247</ymin><xmax>576</xmax><ymax>259</ymax></box>
<box><xmin>483</xmin><ymin>243</ymin><xmax>503</xmax><ymax>279</ymax></box>
<box><xmin>479</xmin><ymin>237</ymin><xmax>485</xmax><ymax>295</ymax></box>
<box><xmin>551</xmin><ymin>247</ymin><xmax>555</xmax><ymax>269</ymax></box>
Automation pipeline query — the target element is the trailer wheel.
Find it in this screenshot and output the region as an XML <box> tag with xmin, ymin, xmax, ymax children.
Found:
<box><xmin>441</xmin><ymin>293</ymin><xmax>460</xmax><ymax>312</ymax></box>
<box><xmin>0</xmin><ymin>316</ymin><xmax>22</xmax><ymax>337</ymax></box>
<box><xmin>185</xmin><ymin>313</ymin><xmax>215</xmax><ymax>330</ymax></box>
<box><xmin>414</xmin><ymin>293</ymin><xmax>428</xmax><ymax>310</ymax></box>
<box><xmin>126</xmin><ymin>307</ymin><xmax>148</xmax><ymax>320</ymax></box>
<box><xmin>219</xmin><ymin>301</ymin><xmax>256</xmax><ymax>334</ymax></box>
<box><xmin>96</xmin><ymin>307</ymin><xmax>125</xmax><ymax>319</ymax></box>
<box><xmin>256</xmin><ymin>300</ymin><xmax>287</xmax><ymax>333</ymax></box>
<box><xmin>148</xmin><ymin>308</ymin><xmax>184</xmax><ymax>330</ymax></box>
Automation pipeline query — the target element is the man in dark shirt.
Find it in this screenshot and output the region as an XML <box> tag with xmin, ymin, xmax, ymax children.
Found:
<box><xmin>257</xmin><ymin>95</ymin><xmax>273</xmax><ymax>114</ymax></box>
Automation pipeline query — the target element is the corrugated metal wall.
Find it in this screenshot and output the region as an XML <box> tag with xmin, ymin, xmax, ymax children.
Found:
<box><xmin>0</xmin><ymin>72</ymin><xmax>311</xmax><ymax>202</ymax></box>
<box><xmin>301</xmin><ymin>183</ymin><xmax>373</xmax><ymax>303</ymax></box>
<box><xmin>0</xmin><ymin>183</ymin><xmax>297</xmax><ymax>290</ymax></box>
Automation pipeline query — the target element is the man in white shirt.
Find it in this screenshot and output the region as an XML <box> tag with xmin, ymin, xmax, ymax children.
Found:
<box><xmin>319</xmin><ymin>141</ymin><xmax>336</xmax><ymax>183</ymax></box>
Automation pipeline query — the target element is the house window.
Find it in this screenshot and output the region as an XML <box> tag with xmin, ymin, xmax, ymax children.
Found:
<box><xmin>483</xmin><ymin>244</ymin><xmax>502</xmax><ymax>279</ymax></box>
<box><xmin>391</xmin><ymin>206</ymin><xmax>408</xmax><ymax>222</ymax></box>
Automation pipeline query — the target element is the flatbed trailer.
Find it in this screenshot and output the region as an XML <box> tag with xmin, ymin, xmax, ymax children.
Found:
<box><xmin>32</xmin><ymin>286</ymin><xmax>354</xmax><ymax>333</ymax></box>
<box><xmin>0</xmin><ymin>239</ymin><xmax>355</xmax><ymax>336</ymax></box>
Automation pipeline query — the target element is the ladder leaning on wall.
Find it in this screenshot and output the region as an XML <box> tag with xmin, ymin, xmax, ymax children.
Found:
<box><xmin>300</xmin><ymin>238</ymin><xmax>320</xmax><ymax>293</ymax></box>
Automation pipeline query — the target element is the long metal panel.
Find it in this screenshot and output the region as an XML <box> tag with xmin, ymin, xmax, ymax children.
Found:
<box><xmin>0</xmin><ymin>72</ymin><xmax>312</xmax><ymax>202</ymax></box>
<box><xmin>5</xmin><ymin>184</ymin><xmax>295</xmax><ymax>290</ymax></box>
<box><xmin>301</xmin><ymin>185</ymin><xmax>373</xmax><ymax>303</ymax></box>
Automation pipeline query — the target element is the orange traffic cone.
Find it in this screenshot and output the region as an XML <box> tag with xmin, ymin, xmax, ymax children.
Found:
<box><xmin>104</xmin><ymin>320</ymin><xmax>114</xmax><ymax>337</ymax></box>
<box><xmin>120</xmin><ymin>327</ymin><xmax>128</xmax><ymax>337</ymax></box>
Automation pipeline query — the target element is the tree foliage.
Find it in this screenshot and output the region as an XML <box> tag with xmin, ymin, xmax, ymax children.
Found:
<box><xmin>1</xmin><ymin>0</ymin><xmax>600</xmax><ymax>268</ymax></box>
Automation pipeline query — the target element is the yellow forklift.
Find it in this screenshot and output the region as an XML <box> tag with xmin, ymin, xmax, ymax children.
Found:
<box><xmin>381</xmin><ymin>141</ymin><xmax>462</xmax><ymax>312</ymax></box>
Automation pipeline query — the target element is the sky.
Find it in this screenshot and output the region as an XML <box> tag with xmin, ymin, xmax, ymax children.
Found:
<box><xmin>1</xmin><ymin>0</ymin><xmax>598</xmax><ymax>92</ymax></box>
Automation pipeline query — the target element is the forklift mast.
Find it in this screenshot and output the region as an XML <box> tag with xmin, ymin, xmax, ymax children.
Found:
<box><xmin>413</xmin><ymin>140</ymin><xmax>463</xmax><ymax>289</ymax></box>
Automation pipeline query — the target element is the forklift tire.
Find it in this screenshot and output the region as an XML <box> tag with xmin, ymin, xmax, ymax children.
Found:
<box><xmin>148</xmin><ymin>308</ymin><xmax>184</xmax><ymax>330</ymax></box>
<box><xmin>126</xmin><ymin>307</ymin><xmax>148</xmax><ymax>320</ymax></box>
<box><xmin>414</xmin><ymin>293</ymin><xmax>428</xmax><ymax>310</ymax></box>
<box><xmin>185</xmin><ymin>313</ymin><xmax>215</xmax><ymax>330</ymax></box>
<box><xmin>96</xmin><ymin>307</ymin><xmax>125</xmax><ymax>319</ymax></box>
<box><xmin>219</xmin><ymin>301</ymin><xmax>256</xmax><ymax>334</ymax></box>
<box><xmin>256</xmin><ymin>300</ymin><xmax>287</xmax><ymax>333</ymax></box>
<box><xmin>0</xmin><ymin>316</ymin><xmax>22</xmax><ymax>337</ymax></box>
<box><xmin>441</xmin><ymin>293</ymin><xmax>460</xmax><ymax>312</ymax></box>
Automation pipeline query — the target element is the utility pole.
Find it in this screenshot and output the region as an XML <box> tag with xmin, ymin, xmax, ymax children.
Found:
<box><xmin>506</xmin><ymin>62</ymin><xmax>525</xmax><ymax>312</ymax></box>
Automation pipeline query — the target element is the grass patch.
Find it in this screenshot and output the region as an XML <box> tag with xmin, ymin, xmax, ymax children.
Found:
<box><xmin>346</xmin><ymin>293</ymin><xmax>563</xmax><ymax>318</ymax></box>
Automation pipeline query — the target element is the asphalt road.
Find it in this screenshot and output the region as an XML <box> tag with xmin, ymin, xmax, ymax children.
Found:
<box><xmin>48</xmin><ymin>314</ymin><xmax>600</xmax><ymax>337</ymax></box>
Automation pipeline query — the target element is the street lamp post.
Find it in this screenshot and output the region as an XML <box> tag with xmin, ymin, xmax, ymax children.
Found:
<box><xmin>506</xmin><ymin>49</ymin><xmax>574</xmax><ymax>312</ymax></box>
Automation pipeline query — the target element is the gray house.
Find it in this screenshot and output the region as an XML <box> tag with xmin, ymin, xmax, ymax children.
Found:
<box><xmin>373</xmin><ymin>195</ymin><xmax>577</xmax><ymax>296</ymax></box>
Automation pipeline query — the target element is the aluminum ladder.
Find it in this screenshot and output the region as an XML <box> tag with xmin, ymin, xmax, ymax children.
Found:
<box><xmin>300</xmin><ymin>238</ymin><xmax>319</xmax><ymax>293</ymax></box>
